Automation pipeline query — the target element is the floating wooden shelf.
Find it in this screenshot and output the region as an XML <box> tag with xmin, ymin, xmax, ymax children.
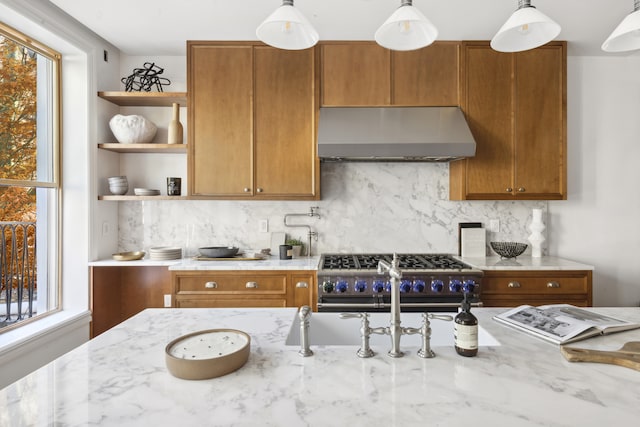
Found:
<box><xmin>98</xmin><ymin>195</ymin><xmax>189</xmax><ymax>201</ymax></box>
<box><xmin>97</xmin><ymin>91</ymin><xmax>187</xmax><ymax>107</ymax></box>
<box><xmin>98</xmin><ymin>143</ymin><xmax>187</xmax><ymax>153</ymax></box>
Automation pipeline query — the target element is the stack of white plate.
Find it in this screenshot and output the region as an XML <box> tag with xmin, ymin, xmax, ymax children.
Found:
<box><xmin>134</xmin><ymin>188</ymin><xmax>161</xmax><ymax>196</ymax></box>
<box><xmin>149</xmin><ymin>246</ymin><xmax>182</xmax><ymax>260</ymax></box>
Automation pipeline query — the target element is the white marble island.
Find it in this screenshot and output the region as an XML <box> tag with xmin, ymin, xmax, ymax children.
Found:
<box><xmin>2</xmin><ymin>307</ymin><xmax>639</xmax><ymax>426</ymax></box>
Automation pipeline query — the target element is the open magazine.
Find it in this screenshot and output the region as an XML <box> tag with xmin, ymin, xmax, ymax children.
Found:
<box><xmin>493</xmin><ymin>304</ymin><xmax>640</xmax><ymax>344</ymax></box>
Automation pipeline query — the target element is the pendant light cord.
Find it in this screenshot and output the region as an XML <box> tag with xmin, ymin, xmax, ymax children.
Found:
<box><xmin>517</xmin><ymin>0</ymin><xmax>532</xmax><ymax>9</ymax></box>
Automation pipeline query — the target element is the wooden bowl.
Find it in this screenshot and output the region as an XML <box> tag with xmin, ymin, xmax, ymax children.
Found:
<box><xmin>165</xmin><ymin>329</ymin><xmax>250</xmax><ymax>380</ymax></box>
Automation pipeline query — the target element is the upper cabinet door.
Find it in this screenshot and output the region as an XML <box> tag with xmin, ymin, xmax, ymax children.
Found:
<box><xmin>320</xmin><ymin>42</ymin><xmax>391</xmax><ymax>106</ymax></box>
<box><xmin>189</xmin><ymin>44</ymin><xmax>253</xmax><ymax>196</ymax></box>
<box><xmin>254</xmin><ymin>47</ymin><xmax>318</xmax><ymax>197</ymax></box>
<box><xmin>392</xmin><ymin>42</ymin><xmax>460</xmax><ymax>106</ymax></box>
<box><xmin>514</xmin><ymin>45</ymin><xmax>566</xmax><ymax>198</ymax></box>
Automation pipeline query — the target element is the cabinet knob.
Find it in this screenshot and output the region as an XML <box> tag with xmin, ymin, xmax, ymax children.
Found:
<box><xmin>256</xmin><ymin>188</ymin><xmax>263</xmax><ymax>193</ymax></box>
<box><xmin>547</xmin><ymin>281</ymin><xmax>560</xmax><ymax>288</ymax></box>
<box><xmin>245</xmin><ymin>281</ymin><xmax>258</xmax><ymax>289</ymax></box>
<box><xmin>507</xmin><ymin>281</ymin><xmax>521</xmax><ymax>288</ymax></box>
<box><xmin>517</xmin><ymin>187</ymin><xmax>526</xmax><ymax>192</ymax></box>
<box><xmin>204</xmin><ymin>281</ymin><xmax>218</xmax><ymax>289</ymax></box>
<box><xmin>243</xmin><ymin>187</ymin><xmax>251</xmax><ymax>193</ymax></box>
<box><xmin>296</xmin><ymin>281</ymin><xmax>309</xmax><ymax>288</ymax></box>
<box><xmin>506</xmin><ymin>187</ymin><xmax>513</xmax><ymax>193</ymax></box>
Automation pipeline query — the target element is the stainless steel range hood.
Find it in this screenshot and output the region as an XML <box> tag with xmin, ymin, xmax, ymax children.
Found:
<box><xmin>317</xmin><ymin>106</ymin><xmax>476</xmax><ymax>162</ymax></box>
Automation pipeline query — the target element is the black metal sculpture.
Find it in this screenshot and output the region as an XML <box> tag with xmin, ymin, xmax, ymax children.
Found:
<box><xmin>121</xmin><ymin>62</ymin><xmax>171</xmax><ymax>92</ymax></box>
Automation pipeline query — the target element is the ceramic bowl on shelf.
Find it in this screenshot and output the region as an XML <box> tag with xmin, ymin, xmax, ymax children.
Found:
<box><xmin>109</xmin><ymin>114</ymin><xmax>157</xmax><ymax>144</ymax></box>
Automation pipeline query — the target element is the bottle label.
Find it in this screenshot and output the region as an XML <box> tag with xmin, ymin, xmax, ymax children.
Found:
<box><xmin>454</xmin><ymin>323</ymin><xmax>478</xmax><ymax>350</ymax></box>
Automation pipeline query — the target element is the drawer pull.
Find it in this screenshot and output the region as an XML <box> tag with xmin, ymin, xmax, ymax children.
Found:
<box><xmin>245</xmin><ymin>281</ymin><xmax>258</xmax><ymax>289</ymax></box>
<box><xmin>204</xmin><ymin>281</ymin><xmax>218</xmax><ymax>289</ymax></box>
<box><xmin>296</xmin><ymin>281</ymin><xmax>309</xmax><ymax>289</ymax></box>
<box><xmin>547</xmin><ymin>281</ymin><xmax>560</xmax><ymax>288</ymax></box>
<box><xmin>507</xmin><ymin>281</ymin><xmax>521</xmax><ymax>288</ymax></box>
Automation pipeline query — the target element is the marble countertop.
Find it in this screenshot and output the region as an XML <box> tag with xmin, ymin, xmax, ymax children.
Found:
<box><xmin>3</xmin><ymin>307</ymin><xmax>639</xmax><ymax>426</ymax></box>
<box><xmin>458</xmin><ymin>255</ymin><xmax>594</xmax><ymax>271</ymax></box>
<box><xmin>89</xmin><ymin>255</ymin><xmax>321</xmax><ymax>270</ymax></box>
<box><xmin>89</xmin><ymin>255</ymin><xmax>592</xmax><ymax>272</ymax></box>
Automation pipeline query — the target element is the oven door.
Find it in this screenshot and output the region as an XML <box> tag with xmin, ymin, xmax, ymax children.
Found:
<box><xmin>317</xmin><ymin>295</ymin><xmax>482</xmax><ymax>313</ymax></box>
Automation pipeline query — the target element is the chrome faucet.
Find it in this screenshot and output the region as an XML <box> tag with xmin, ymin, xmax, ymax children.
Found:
<box><xmin>340</xmin><ymin>253</ymin><xmax>453</xmax><ymax>358</ymax></box>
<box><xmin>377</xmin><ymin>254</ymin><xmax>404</xmax><ymax>357</ymax></box>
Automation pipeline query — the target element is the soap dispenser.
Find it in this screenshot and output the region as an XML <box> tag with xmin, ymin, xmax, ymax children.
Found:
<box><xmin>454</xmin><ymin>293</ymin><xmax>478</xmax><ymax>357</ymax></box>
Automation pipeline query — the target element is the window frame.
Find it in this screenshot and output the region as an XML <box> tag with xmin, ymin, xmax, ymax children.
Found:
<box><xmin>0</xmin><ymin>21</ymin><xmax>62</xmax><ymax>332</ymax></box>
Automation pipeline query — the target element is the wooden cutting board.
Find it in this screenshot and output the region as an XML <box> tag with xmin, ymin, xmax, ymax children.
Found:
<box><xmin>561</xmin><ymin>342</ymin><xmax>640</xmax><ymax>371</ymax></box>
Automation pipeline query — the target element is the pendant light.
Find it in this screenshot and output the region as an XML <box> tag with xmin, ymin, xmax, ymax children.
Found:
<box><xmin>256</xmin><ymin>0</ymin><xmax>319</xmax><ymax>50</ymax></box>
<box><xmin>602</xmin><ymin>0</ymin><xmax>640</xmax><ymax>52</ymax></box>
<box><xmin>375</xmin><ymin>0</ymin><xmax>438</xmax><ymax>51</ymax></box>
<box><xmin>491</xmin><ymin>0</ymin><xmax>561</xmax><ymax>52</ymax></box>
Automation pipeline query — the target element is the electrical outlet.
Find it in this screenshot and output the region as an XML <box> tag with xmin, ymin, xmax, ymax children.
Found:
<box><xmin>164</xmin><ymin>294</ymin><xmax>171</xmax><ymax>307</ymax></box>
<box><xmin>489</xmin><ymin>219</ymin><xmax>500</xmax><ymax>233</ymax></box>
<box><xmin>259</xmin><ymin>219</ymin><xmax>269</xmax><ymax>233</ymax></box>
<box><xmin>101</xmin><ymin>221</ymin><xmax>109</xmax><ymax>236</ymax></box>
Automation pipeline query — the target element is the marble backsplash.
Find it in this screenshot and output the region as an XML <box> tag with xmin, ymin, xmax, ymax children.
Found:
<box><xmin>118</xmin><ymin>162</ymin><xmax>547</xmax><ymax>257</ymax></box>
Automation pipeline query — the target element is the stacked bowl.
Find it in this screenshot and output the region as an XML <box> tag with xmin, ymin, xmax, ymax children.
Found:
<box><xmin>108</xmin><ymin>176</ymin><xmax>129</xmax><ymax>195</ymax></box>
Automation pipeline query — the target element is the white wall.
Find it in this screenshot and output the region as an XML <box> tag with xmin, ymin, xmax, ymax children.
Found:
<box><xmin>550</xmin><ymin>56</ymin><xmax>640</xmax><ymax>307</ymax></box>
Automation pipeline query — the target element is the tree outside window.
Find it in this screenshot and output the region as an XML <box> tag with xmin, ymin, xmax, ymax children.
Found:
<box><xmin>0</xmin><ymin>24</ymin><xmax>60</xmax><ymax>330</ymax></box>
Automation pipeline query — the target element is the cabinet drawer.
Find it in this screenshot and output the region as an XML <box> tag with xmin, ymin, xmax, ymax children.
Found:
<box><xmin>482</xmin><ymin>272</ymin><xmax>589</xmax><ymax>295</ymax></box>
<box><xmin>175</xmin><ymin>274</ymin><xmax>287</xmax><ymax>294</ymax></box>
<box><xmin>175</xmin><ymin>297</ymin><xmax>287</xmax><ymax>308</ymax></box>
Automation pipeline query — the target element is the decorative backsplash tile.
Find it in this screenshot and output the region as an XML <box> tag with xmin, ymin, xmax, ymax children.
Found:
<box><xmin>118</xmin><ymin>163</ymin><xmax>546</xmax><ymax>256</ymax></box>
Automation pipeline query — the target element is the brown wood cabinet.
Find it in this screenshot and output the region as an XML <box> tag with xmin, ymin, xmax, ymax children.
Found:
<box><xmin>187</xmin><ymin>41</ymin><xmax>319</xmax><ymax>200</ymax></box>
<box><xmin>90</xmin><ymin>266</ymin><xmax>172</xmax><ymax>337</ymax></box>
<box><xmin>172</xmin><ymin>270</ymin><xmax>316</xmax><ymax>310</ymax></box>
<box><xmin>450</xmin><ymin>41</ymin><xmax>567</xmax><ymax>200</ymax></box>
<box><xmin>320</xmin><ymin>41</ymin><xmax>460</xmax><ymax>106</ymax></box>
<box><xmin>480</xmin><ymin>270</ymin><xmax>592</xmax><ymax>307</ymax></box>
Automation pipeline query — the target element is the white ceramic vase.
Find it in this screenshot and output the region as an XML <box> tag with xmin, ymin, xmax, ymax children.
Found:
<box><xmin>528</xmin><ymin>208</ymin><xmax>546</xmax><ymax>258</ymax></box>
<box><xmin>167</xmin><ymin>103</ymin><xmax>183</xmax><ymax>144</ymax></box>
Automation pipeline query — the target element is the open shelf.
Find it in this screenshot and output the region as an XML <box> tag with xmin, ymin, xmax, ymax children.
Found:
<box><xmin>97</xmin><ymin>91</ymin><xmax>187</xmax><ymax>107</ymax></box>
<box><xmin>98</xmin><ymin>143</ymin><xmax>187</xmax><ymax>153</ymax></box>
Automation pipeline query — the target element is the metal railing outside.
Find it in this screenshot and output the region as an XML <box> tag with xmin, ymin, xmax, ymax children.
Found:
<box><xmin>0</xmin><ymin>222</ymin><xmax>37</xmax><ymax>328</ymax></box>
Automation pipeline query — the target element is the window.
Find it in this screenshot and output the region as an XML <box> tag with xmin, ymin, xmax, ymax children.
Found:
<box><xmin>0</xmin><ymin>22</ymin><xmax>60</xmax><ymax>331</ymax></box>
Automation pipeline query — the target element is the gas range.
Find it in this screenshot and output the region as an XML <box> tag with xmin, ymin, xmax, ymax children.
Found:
<box><xmin>317</xmin><ymin>253</ymin><xmax>483</xmax><ymax>312</ymax></box>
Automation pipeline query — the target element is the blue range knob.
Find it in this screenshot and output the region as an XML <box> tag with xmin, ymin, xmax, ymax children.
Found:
<box><xmin>399</xmin><ymin>280</ymin><xmax>412</xmax><ymax>293</ymax></box>
<box><xmin>449</xmin><ymin>279</ymin><xmax>463</xmax><ymax>293</ymax></box>
<box><xmin>384</xmin><ymin>281</ymin><xmax>392</xmax><ymax>293</ymax></box>
<box><xmin>431</xmin><ymin>279</ymin><xmax>444</xmax><ymax>293</ymax></box>
<box><xmin>372</xmin><ymin>280</ymin><xmax>385</xmax><ymax>293</ymax></box>
<box><xmin>322</xmin><ymin>281</ymin><xmax>334</xmax><ymax>293</ymax></box>
<box><xmin>336</xmin><ymin>280</ymin><xmax>348</xmax><ymax>293</ymax></box>
<box><xmin>354</xmin><ymin>280</ymin><xmax>367</xmax><ymax>293</ymax></box>
<box><xmin>413</xmin><ymin>280</ymin><xmax>426</xmax><ymax>293</ymax></box>
<box><xmin>463</xmin><ymin>280</ymin><xmax>476</xmax><ymax>293</ymax></box>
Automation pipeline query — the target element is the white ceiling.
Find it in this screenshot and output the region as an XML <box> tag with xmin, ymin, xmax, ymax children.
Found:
<box><xmin>49</xmin><ymin>0</ymin><xmax>640</xmax><ymax>56</ymax></box>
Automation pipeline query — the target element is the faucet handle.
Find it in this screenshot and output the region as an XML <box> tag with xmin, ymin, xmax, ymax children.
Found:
<box><xmin>428</xmin><ymin>313</ymin><xmax>453</xmax><ymax>322</ymax></box>
<box><xmin>339</xmin><ymin>312</ymin><xmax>367</xmax><ymax>320</ymax></box>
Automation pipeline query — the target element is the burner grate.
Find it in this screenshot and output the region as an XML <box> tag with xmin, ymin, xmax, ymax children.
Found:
<box><xmin>321</xmin><ymin>253</ymin><xmax>472</xmax><ymax>271</ymax></box>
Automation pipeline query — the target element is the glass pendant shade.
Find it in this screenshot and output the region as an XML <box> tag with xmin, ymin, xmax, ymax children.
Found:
<box><xmin>490</xmin><ymin>1</ymin><xmax>561</xmax><ymax>52</ymax></box>
<box><xmin>602</xmin><ymin>1</ymin><xmax>640</xmax><ymax>52</ymax></box>
<box><xmin>375</xmin><ymin>1</ymin><xmax>438</xmax><ymax>51</ymax></box>
<box><xmin>256</xmin><ymin>1</ymin><xmax>319</xmax><ymax>50</ymax></box>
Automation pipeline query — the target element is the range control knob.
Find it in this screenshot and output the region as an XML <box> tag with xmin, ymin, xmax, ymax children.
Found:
<box><xmin>322</xmin><ymin>280</ymin><xmax>334</xmax><ymax>293</ymax></box>
<box><xmin>463</xmin><ymin>279</ymin><xmax>476</xmax><ymax>293</ymax></box>
<box><xmin>354</xmin><ymin>279</ymin><xmax>367</xmax><ymax>293</ymax></box>
<box><xmin>372</xmin><ymin>280</ymin><xmax>385</xmax><ymax>293</ymax></box>
<box><xmin>384</xmin><ymin>281</ymin><xmax>392</xmax><ymax>293</ymax></box>
<box><xmin>431</xmin><ymin>279</ymin><xmax>444</xmax><ymax>293</ymax></box>
<box><xmin>412</xmin><ymin>280</ymin><xmax>426</xmax><ymax>293</ymax></box>
<box><xmin>449</xmin><ymin>279</ymin><xmax>463</xmax><ymax>293</ymax></box>
<box><xmin>399</xmin><ymin>280</ymin><xmax>412</xmax><ymax>293</ymax></box>
<box><xmin>335</xmin><ymin>280</ymin><xmax>348</xmax><ymax>293</ymax></box>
